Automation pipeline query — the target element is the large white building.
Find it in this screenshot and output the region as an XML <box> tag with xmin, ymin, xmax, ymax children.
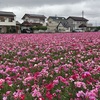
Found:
<box><xmin>0</xmin><ymin>11</ymin><xmax>16</xmax><ymax>33</ymax></box>
<box><xmin>67</xmin><ymin>16</ymin><xmax>88</xmax><ymax>31</ymax></box>
<box><xmin>21</xmin><ymin>14</ymin><xmax>46</xmax><ymax>30</ymax></box>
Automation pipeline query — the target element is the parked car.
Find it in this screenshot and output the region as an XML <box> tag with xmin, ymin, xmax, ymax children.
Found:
<box><xmin>21</xmin><ymin>29</ymin><xmax>32</xmax><ymax>33</ymax></box>
<box><xmin>73</xmin><ymin>28</ymin><xmax>83</xmax><ymax>32</ymax></box>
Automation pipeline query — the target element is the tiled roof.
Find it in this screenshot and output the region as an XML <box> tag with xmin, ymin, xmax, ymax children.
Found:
<box><xmin>60</xmin><ymin>21</ymin><xmax>69</xmax><ymax>28</ymax></box>
<box><xmin>22</xmin><ymin>21</ymin><xmax>31</xmax><ymax>26</ymax></box>
<box><xmin>57</xmin><ymin>21</ymin><xmax>69</xmax><ymax>28</ymax></box>
<box><xmin>67</xmin><ymin>16</ymin><xmax>88</xmax><ymax>21</ymax></box>
<box><xmin>22</xmin><ymin>14</ymin><xmax>46</xmax><ymax>19</ymax></box>
<box><xmin>0</xmin><ymin>11</ymin><xmax>16</xmax><ymax>16</ymax></box>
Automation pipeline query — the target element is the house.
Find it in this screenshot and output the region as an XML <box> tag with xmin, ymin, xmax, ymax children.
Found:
<box><xmin>67</xmin><ymin>16</ymin><xmax>88</xmax><ymax>31</ymax></box>
<box><xmin>56</xmin><ymin>21</ymin><xmax>70</xmax><ymax>32</ymax></box>
<box><xmin>47</xmin><ymin>16</ymin><xmax>70</xmax><ymax>32</ymax></box>
<box><xmin>0</xmin><ymin>11</ymin><xmax>16</xmax><ymax>33</ymax></box>
<box><xmin>21</xmin><ymin>14</ymin><xmax>46</xmax><ymax>31</ymax></box>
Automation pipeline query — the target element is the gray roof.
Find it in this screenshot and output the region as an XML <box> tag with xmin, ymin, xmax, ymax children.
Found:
<box><xmin>61</xmin><ymin>21</ymin><xmax>69</xmax><ymax>28</ymax></box>
<box><xmin>48</xmin><ymin>16</ymin><xmax>66</xmax><ymax>21</ymax></box>
<box><xmin>0</xmin><ymin>11</ymin><xmax>16</xmax><ymax>16</ymax></box>
<box><xmin>22</xmin><ymin>14</ymin><xmax>46</xmax><ymax>19</ymax></box>
<box><xmin>57</xmin><ymin>21</ymin><xmax>69</xmax><ymax>28</ymax></box>
<box><xmin>67</xmin><ymin>16</ymin><xmax>88</xmax><ymax>21</ymax></box>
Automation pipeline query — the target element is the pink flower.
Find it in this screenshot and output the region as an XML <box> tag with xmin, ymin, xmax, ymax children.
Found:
<box><xmin>82</xmin><ymin>71</ymin><xmax>91</xmax><ymax>78</ymax></box>
<box><xmin>53</xmin><ymin>79</ymin><xmax>59</xmax><ymax>85</ymax></box>
<box><xmin>85</xmin><ymin>88</ymin><xmax>98</xmax><ymax>100</ymax></box>
<box><xmin>33</xmin><ymin>72</ymin><xmax>40</xmax><ymax>80</ymax></box>
<box><xmin>56</xmin><ymin>89</ymin><xmax>61</xmax><ymax>93</ymax></box>
<box><xmin>6</xmin><ymin>91</ymin><xmax>11</xmax><ymax>96</ymax></box>
<box><xmin>13</xmin><ymin>89</ymin><xmax>25</xmax><ymax>100</ymax></box>
<box><xmin>32</xmin><ymin>89</ymin><xmax>41</xmax><ymax>97</ymax></box>
<box><xmin>76</xmin><ymin>90</ymin><xmax>85</xmax><ymax>98</ymax></box>
<box><xmin>17</xmin><ymin>51</ymin><xmax>21</xmax><ymax>55</ymax></box>
<box><xmin>74</xmin><ymin>81</ymin><xmax>86</xmax><ymax>89</ymax></box>
<box><xmin>7</xmin><ymin>80</ymin><xmax>13</xmax><ymax>87</ymax></box>
<box><xmin>46</xmin><ymin>91</ymin><xmax>53</xmax><ymax>100</ymax></box>
<box><xmin>38</xmin><ymin>97</ymin><xmax>45</xmax><ymax>100</ymax></box>
<box><xmin>71</xmin><ymin>74</ymin><xmax>79</xmax><ymax>80</ymax></box>
<box><xmin>24</xmin><ymin>76</ymin><xmax>33</xmax><ymax>83</ymax></box>
<box><xmin>46</xmin><ymin>83</ymin><xmax>54</xmax><ymax>91</ymax></box>
<box><xmin>57</xmin><ymin>76</ymin><xmax>69</xmax><ymax>85</ymax></box>
<box><xmin>3</xmin><ymin>96</ymin><xmax>7</xmax><ymax>100</ymax></box>
<box><xmin>0</xmin><ymin>79</ymin><xmax>5</xmax><ymax>86</ymax></box>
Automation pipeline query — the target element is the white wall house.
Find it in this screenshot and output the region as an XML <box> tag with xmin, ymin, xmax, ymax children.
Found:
<box><xmin>21</xmin><ymin>14</ymin><xmax>46</xmax><ymax>30</ymax></box>
<box><xmin>67</xmin><ymin>16</ymin><xmax>88</xmax><ymax>32</ymax></box>
<box><xmin>0</xmin><ymin>11</ymin><xmax>16</xmax><ymax>33</ymax></box>
<box><xmin>47</xmin><ymin>16</ymin><xmax>70</xmax><ymax>32</ymax></box>
<box><xmin>23</xmin><ymin>16</ymin><xmax>45</xmax><ymax>24</ymax></box>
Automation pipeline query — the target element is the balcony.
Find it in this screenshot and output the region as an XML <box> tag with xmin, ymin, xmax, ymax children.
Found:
<box><xmin>0</xmin><ymin>20</ymin><xmax>16</xmax><ymax>26</ymax></box>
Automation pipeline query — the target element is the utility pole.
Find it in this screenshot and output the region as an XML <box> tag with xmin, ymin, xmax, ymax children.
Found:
<box><xmin>82</xmin><ymin>11</ymin><xmax>84</xmax><ymax>32</ymax></box>
<box><xmin>82</xmin><ymin>11</ymin><xmax>84</xmax><ymax>18</ymax></box>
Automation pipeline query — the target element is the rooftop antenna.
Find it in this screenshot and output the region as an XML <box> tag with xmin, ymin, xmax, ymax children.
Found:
<box><xmin>82</xmin><ymin>11</ymin><xmax>84</xmax><ymax>32</ymax></box>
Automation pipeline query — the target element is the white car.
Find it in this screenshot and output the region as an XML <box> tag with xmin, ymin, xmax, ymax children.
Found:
<box><xmin>74</xmin><ymin>29</ymin><xmax>83</xmax><ymax>32</ymax></box>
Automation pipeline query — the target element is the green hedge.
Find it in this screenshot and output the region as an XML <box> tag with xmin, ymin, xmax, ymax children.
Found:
<box><xmin>33</xmin><ymin>26</ymin><xmax>47</xmax><ymax>30</ymax></box>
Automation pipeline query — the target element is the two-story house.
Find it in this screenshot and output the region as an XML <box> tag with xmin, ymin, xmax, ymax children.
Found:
<box><xmin>21</xmin><ymin>14</ymin><xmax>46</xmax><ymax>31</ymax></box>
<box><xmin>0</xmin><ymin>11</ymin><xmax>16</xmax><ymax>33</ymax></box>
<box><xmin>67</xmin><ymin>16</ymin><xmax>88</xmax><ymax>31</ymax></box>
<box><xmin>47</xmin><ymin>16</ymin><xmax>70</xmax><ymax>32</ymax></box>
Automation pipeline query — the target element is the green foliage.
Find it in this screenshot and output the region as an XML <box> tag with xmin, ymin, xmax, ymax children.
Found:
<box><xmin>6</xmin><ymin>27</ymin><xmax>16</xmax><ymax>33</ymax></box>
<box><xmin>33</xmin><ymin>26</ymin><xmax>47</xmax><ymax>31</ymax></box>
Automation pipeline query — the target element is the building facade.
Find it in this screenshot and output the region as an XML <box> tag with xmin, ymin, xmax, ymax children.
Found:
<box><xmin>21</xmin><ymin>14</ymin><xmax>46</xmax><ymax>31</ymax></box>
<box><xmin>67</xmin><ymin>16</ymin><xmax>88</xmax><ymax>31</ymax></box>
<box><xmin>47</xmin><ymin>16</ymin><xmax>66</xmax><ymax>32</ymax></box>
<box><xmin>56</xmin><ymin>21</ymin><xmax>70</xmax><ymax>32</ymax></box>
<box><xmin>0</xmin><ymin>11</ymin><xmax>16</xmax><ymax>33</ymax></box>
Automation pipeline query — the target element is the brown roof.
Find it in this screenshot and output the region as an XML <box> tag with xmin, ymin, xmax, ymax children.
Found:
<box><xmin>22</xmin><ymin>14</ymin><xmax>46</xmax><ymax>19</ymax></box>
<box><xmin>67</xmin><ymin>16</ymin><xmax>88</xmax><ymax>21</ymax></box>
<box><xmin>0</xmin><ymin>11</ymin><xmax>16</xmax><ymax>17</ymax></box>
<box><xmin>22</xmin><ymin>21</ymin><xmax>32</xmax><ymax>26</ymax></box>
<box><xmin>79</xmin><ymin>24</ymin><xmax>87</xmax><ymax>27</ymax></box>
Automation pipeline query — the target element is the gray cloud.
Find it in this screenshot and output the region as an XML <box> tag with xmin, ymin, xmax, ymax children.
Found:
<box><xmin>0</xmin><ymin>0</ymin><xmax>84</xmax><ymax>7</ymax></box>
<box><xmin>0</xmin><ymin>0</ymin><xmax>100</xmax><ymax>25</ymax></box>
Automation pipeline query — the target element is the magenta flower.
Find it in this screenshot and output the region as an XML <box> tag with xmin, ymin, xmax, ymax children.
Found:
<box><xmin>74</xmin><ymin>81</ymin><xmax>86</xmax><ymax>89</ymax></box>
<box><xmin>0</xmin><ymin>79</ymin><xmax>5</xmax><ymax>86</ymax></box>
<box><xmin>32</xmin><ymin>89</ymin><xmax>41</xmax><ymax>97</ymax></box>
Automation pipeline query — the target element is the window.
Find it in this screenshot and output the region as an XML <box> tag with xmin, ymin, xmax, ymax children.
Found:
<box><xmin>9</xmin><ymin>18</ymin><xmax>14</xmax><ymax>22</ymax></box>
<box><xmin>73</xmin><ymin>21</ymin><xmax>78</xmax><ymax>24</ymax></box>
<box><xmin>25</xmin><ymin>19</ymin><xmax>28</xmax><ymax>21</ymax></box>
<box><xmin>49</xmin><ymin>21</ymin><xmax>52</xmax><ymax>23</ymax></box>
<box><xmin>33</xmin><ymin>18</ymin><xmax>39</xmax><ymax>23</ymax></box>
<box><xmin>0</xmin><ymin>17</ymin><xmax>5</xmax><ymax>22</ymax></box>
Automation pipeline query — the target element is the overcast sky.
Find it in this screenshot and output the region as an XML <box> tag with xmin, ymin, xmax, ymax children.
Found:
<box><xmin>0</xmin><ymin>0</ymin><xmax>100</xmax><ymax>25</ymax></box>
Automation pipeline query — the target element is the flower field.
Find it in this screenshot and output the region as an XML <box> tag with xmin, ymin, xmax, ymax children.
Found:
<box><xmin>0</xmin><ymin>32</ymin><xmax>100</xmax><ymax>100</ymax></box>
